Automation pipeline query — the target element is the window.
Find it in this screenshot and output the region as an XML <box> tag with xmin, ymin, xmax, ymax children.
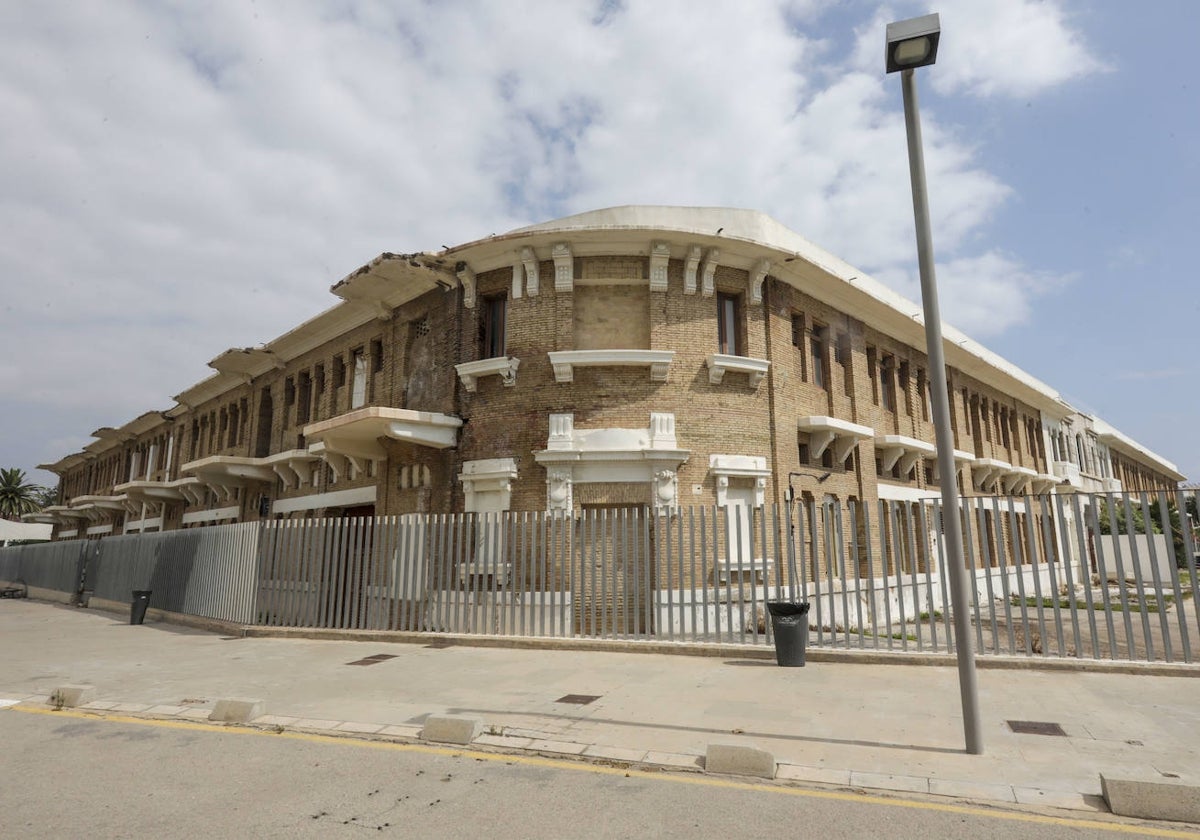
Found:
<box><xmin>716</xmin><ymin>292</ymin><xmax>741</xmax><ymax>355</ymax></box>
<box><xmin>297</xmin><ymin>371</ymin><xmax>312</xmax><ymax>425</ymax></box>
<box><xmin>333</xmin><ymin>355</ymin><xmax>346</xmax><ymax>388</ymax></box>
<box><xmin>899</xmin><ymin>361</ymin><xmax>911</xmax><ymax>415</ymax></box>
<box><xmin>791</xmin><ymin>313</ymin><xmax>807</xmax><ymax>380</ymax></box>
<box><xmin>482</xmin><ymin>295</ymin><xmax>507</xmax><ymax>359</ymax></box>
<box><xmin>866</xmin><ymin>347</ymin><xmax>878</xmax><ymax>404</ymax></box>
<box><xmin>810</xmin><ymin>324</ymin><xmax>828</xmax><ymax>390</ymax></box>
<box><xmin>916</xmin><ymin>368</ymin><xmax>930</xmax><ymax>421</ymax></box>
<box><xmin>351</xmin><ymin>348</ymin><xmax>367</xmax><ymax>409</ymax></box>
<box><xmin>836</xmin><ymin>333</ymin><xmax>852</xmax><ymax>394</ymax></box>
<box><xmin>370</xmin><ymin>338</ymin><xmax>384</xmax><ymax>373</ymax></box>
<box><xmin>880</xmin><ymin>354</ymin><xmax>896</xmax><ymax>412</ymax></box>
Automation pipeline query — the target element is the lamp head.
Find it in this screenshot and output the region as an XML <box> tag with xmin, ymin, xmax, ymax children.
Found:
<box><xmin>886</xmin><ymin>13</ymin><xmax>941</xmax><ymax>73</ymax></box>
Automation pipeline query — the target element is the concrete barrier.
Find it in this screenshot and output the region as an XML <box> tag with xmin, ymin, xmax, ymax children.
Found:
<box><xmin>1101</xmin><ymin>772</ymin><xmax>1200</xmax><ymax>823</ymax></box>
<box><xmin>705</xmin><ymin>743</ymin><xmax>777</xmax><ymax>779</ymax></box>
<box><xmin>420</xmin><ymin>714</ymin><xmax>482</xmax><ymax>745</ymax></box>
<box><xmin>209</xmin><ymin>698</ymin><xmax>266</xmax><ymax>723</ymax></box>
<box><xmin>50</xmin><ymin>685</ymin><xmax>95</xmax><ymax>708</ymax></box>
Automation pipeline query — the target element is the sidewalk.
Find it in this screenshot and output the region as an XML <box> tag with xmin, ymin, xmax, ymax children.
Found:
<box><xmin>2</xmin><ymin>599</ymin><xmax>1198</xmax><ymax>815</ymax></box>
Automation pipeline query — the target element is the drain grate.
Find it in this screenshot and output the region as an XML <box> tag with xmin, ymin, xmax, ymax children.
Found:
<box><xmin>556</xmin><ymin>694</ymin><xmax>601</xmax><ymax>705</ymax></box>
<box><xmin>424</xmin><ymin>641</ymin><xmax>455</xmax><ymax>649</ymax></box>
<box><xmin>346</xmin><ymin>653</ymin><xmax>398</xmax><ymax>666</ymax></box>
<box><xmin>1007</xmin><ymin>720</ymin><xmax>1066</xmax><ymax>736</ymax></box>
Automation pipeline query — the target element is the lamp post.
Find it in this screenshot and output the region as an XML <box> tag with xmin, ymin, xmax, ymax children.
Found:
<box><xmin>886</xmin><ymin>13</ymin><xmax>984</xmax><ymax>755</ymax></box>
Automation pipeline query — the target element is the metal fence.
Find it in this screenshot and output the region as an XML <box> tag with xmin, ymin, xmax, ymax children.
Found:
<box><xmin>2</xmin><ymin>490</ymin><xmax>1196</xmax><ymax>663</ymax></box>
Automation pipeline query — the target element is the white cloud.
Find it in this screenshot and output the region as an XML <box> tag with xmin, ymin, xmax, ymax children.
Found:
<box><xmin>878</xmin><ymin>251</ymin><xmax>1073</xmax><ymax>338</ymax></box>
<box><xmin>931</xmin><ymin>0</ymin><xmax>1107</xmax><ymax>98</ymax></box>
<box><xmin>0</xmin><ymin>0</ymin><xmax>1104</xmax><ymax>477</ymax></box>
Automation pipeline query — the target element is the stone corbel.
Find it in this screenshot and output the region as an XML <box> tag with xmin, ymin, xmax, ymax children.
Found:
<box><xmin>898</xmin><ymin>451</ymin><xmax>922</xmax><ymax>476</ymax></box>
<box><xmin>808</xmin><ymin>430</ymin><xmax>836</xmax><ymax>460</ymax></box>
<box><xmin>271</xmin><ymin>463</ymin><xmax>299</xmax><ymax>491</ymax></box>
<box><xmin>511</xmin><ymin>261</ymin><xmax>523</xmax><ymax>299</ymax></box>
<box><xmin>649</xmin><ymin>241</ymin><xmax>670</xmax><ymax>292</ymax></box>
<box><xmin>700</xmin><ymin>248</ymin><xmax>720</xmax><ymax>297</ymax></box>
<box><xmin>323</xmin><ymin>451</ymin><xmax>351</xmax><ymax>484</ymax></box>
<box><xmin>552</xmin><ymin>242</ymin><xmax>572</xmax><ymax>292</ymax></box>
<box><xmin>457</xmin><ymin>262</ymin><xmax>477</xmax><ymax>309</ymax></box>
<box><xmin>374</xmin><ymin>301</ymin><xmax>393</xmax><ymax>322</ymax></box>
<box><xmin>879</xmin><ymin>446</ymin><xmax>903</xmax><ymax>473</ymax></box>
<box><xmin>683</xmin><ymin>245</ymin><xmax>702</xmax><ymax>294</ymax></box>
<box><xmin>521</xmin><ymin>247</ymin><xmax>540</xmax><ymax>296</ymax></box>
<box><xmin>832</xmin><ymin>435</ymin><xmax>861</xmax><ymax>464</ymax></box>
<box><xmin>547</xmin><ymin>469</ymin><xmax>573</xmax><ymax>512</ymax></box>
<box><xmin>749</xmin><ymin>259</ymin><xmax>770</xmax><ymax>305</ymax></box>
<box><xmin>653</xmin><ymin>468</ymin><xmax>678</xmax><ymax>515</ymax></box>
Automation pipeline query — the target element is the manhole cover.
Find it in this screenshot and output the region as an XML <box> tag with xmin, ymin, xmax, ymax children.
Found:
<box><xmin>346</xmin><ymin>654</ymin><xmax>398</xmax><ymax>666</ymax></box>
<box><xmin>555</xmin><ymin>694</ymin><xmax>601</xmax><ymax>705</ymax></box>
<box><xmin>1007</xmin><ymin>720</ymin><xmax>1066</xmax><ymax>736</ymax></box>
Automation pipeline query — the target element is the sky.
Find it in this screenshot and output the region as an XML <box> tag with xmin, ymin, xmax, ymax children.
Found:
<box><xmin>2</xmin><ymin>0</ymin><xmax>1197</xmax><ymax>489</ymax></box>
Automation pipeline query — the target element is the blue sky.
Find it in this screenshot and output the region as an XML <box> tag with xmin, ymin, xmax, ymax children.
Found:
<box><xmin>1</xmin><ymin>0</ymin><xmax>1195</xmax><ymax>488</ymax></box>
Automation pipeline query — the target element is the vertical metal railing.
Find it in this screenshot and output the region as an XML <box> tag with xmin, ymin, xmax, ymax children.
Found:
<box><xmin>3</xmin><ymin>490</ymin><xmax>1194</xmax><ymax>662</ymax></box>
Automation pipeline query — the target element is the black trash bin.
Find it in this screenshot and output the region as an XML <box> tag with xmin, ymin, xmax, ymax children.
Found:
<box><xmin>130</xmin><ymin>590</ymin><xmax>152</xmax><ymax>625</ymax></box>
<box><xmin>766</xmin><ymin>601</ymin><xmax>810</xmax><ymax>667</ymax></box>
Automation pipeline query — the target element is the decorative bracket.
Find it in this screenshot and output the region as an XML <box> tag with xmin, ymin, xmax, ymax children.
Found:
<box><xmin>552</xmin><ymin>242</ymin><xmax>572</xmax><ymax>293</ymax></box>
<box><xmin>521</xmin><ymin>247</ymin><xmax>540</xmax><ymax>296</ymax></box>
<box><xmin>683</xmin><ymin>245</ymin><xmax>702</xmax><ymax>294</ymax></box>
<box><xmin>700</xmin><ymin>248</ymin><xmax>719</xmax><ymax>297</ymax></box>
<box><xmin>749</xmin><ymin>259</ymin><xmax>770</xmax><ymax>305</ymax></box>
<box><xmin>649</xmin><ymin>241</ymin><xmax>670</xmax><ymax>292</ymax></box>
<box><xmin>457</xmin><ymin>263</ymin><xmax>476</xmax><ymax>309</ymax></box>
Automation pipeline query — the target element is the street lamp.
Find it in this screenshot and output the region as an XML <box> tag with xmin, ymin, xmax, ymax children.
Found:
<box><xmin>886</xmin><ymin>12</ymin><xmax>984</xmax><ymax>756</ymax></box>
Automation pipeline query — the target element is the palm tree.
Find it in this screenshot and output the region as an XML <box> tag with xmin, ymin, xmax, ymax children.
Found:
<box><xmin>0</xmin><ymin>468</ymin><xmax>41</xmax><ymax>521</ymax></box>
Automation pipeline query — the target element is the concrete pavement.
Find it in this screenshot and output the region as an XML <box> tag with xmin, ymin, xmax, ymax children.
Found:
<box><xmin>2</xmin><ymin>599</ymin><xmax>1198</xmax><ymax>819</ymax></box>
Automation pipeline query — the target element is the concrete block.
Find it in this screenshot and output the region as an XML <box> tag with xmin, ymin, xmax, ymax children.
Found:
<box><xmin>209</xmin><ymin>698</ymin><xmax>266</xmax><ymax>723</ymax></box>
<box><xmin>420</xmin><ymin>714</ymin><xmax>482</xmax><ymax>745</ymax></box>
<box><xmin>1101</xmin><ymin>772</ymin><xmax>1200</xmax><ymax>823</ymax></box>
<box><xmin>705</xmin><ymin>742</ymin><xmax>777</xmax><ymax>780</ymax></box>
<box><xmin>50</xmin><ymin>685</ymin><xmax>95</xmax><ymax>708</ymax></box>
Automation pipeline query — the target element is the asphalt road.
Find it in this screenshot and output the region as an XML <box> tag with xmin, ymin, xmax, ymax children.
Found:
<box><xmin>1</xmin><ymin>709</ymin><xmax>1189</xmax><ymax>840</ymax></box>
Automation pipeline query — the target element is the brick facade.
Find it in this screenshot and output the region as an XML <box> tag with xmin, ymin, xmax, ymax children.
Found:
<box><xmin>37</xmin><ymin>207</ymin><xmax>1183</xmax><ymax>540</ymax></box>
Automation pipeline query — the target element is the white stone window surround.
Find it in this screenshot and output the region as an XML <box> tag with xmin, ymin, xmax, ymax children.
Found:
<box><xmin>798</xmin><ymin>416</ymin><xmax>873</xmax><ymax>464</ymax></box>
<box><xmin>534</xmin><ymin>412</ymin><xmax>690</xmax><ymax>514</ymax></box>
<box><xmin>706</xmin><ymin>354</ymin><xmax>769</xmax><ymax>387</ymax></box>
<box><xmin>548</xmin><ymin>349</ymin><xmax>674</xmax><ymax>384</ymax></box>
<box><xmin>708</xmin><ymin>455</ymin><xmax>771</xmax><ymax>508</ymax></box>
<box><xmin>459</xmin><ymin>458</ymin><xmax>519</xmax><ymax>513</ymax></box>
<box><xmin>455</xmin><ymin>356</ymin><xmax>520</xmax><ymax>392</ymax></box>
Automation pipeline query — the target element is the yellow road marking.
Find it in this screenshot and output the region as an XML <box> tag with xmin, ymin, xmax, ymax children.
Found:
<box><xmin>9</xmin><ymin>705</ymin><xmax>1200</xmax><ymax>838</ymax></box>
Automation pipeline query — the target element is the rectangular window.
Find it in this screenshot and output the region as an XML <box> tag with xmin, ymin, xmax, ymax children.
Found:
<box><xmin>351</xmin><ymin>348</ymin><xmax>367</xmax><ymax>409</ymax></box>
<box><xmin>899</xmin><ymin>361</ymin><xmax>911</xmax><ymax>415</ymax></box>
<box><xmin>866</xmin><ymin>347</ymin><xmax>878</xmax><ymax>404</ymax></box>
<box><xmin>916</xmin><ymin>368</ymin><xmax>930</xmax><ymax>421</ymax></box>
<box><xmin>370</xmin><ymin>338</ymin><xmax>384</xmax><ymax>374</ymax></box>
<box><xmin>297</xmin><ymin>371</ymin><xmax>312</xmax><ymax>425</ymax></box>
<box><xmin>791</xmin><ymin>312</ymin><xmax>807</xmax><ymax>381</ymax></box>
<box><xmin>836</xmin><ymin>333</ymin><xmax>852</xmax><ymax>394</ymax></box>
<box><xmin>880</xmin><ymin>354</ymin><xmax>896</xmax><ymax>412</ymax></box>
<box><xmin>482</xmin><ymin>295</ymin><xmax>507</xmax><ymax>358</ymax></box>
<box><xmin>810</xmin><ymin>324</ymin><xmax>828</xmax><ymax>390</ymax></box>
<box><xmin>333</xmin><ymin>355</ymin><xmax>346</xmax><ymax>388</ymax></box>
<box><xmin>716</xmin><ymin>292</ymin><xmax>741</xmax><ymax>355</ymax></box>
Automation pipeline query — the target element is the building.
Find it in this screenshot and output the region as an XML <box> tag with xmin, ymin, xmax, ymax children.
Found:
<box><xmin>27</xmin><ymin>206</ymin><xmax>1185</xmax><ymax>542</ymax></box>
